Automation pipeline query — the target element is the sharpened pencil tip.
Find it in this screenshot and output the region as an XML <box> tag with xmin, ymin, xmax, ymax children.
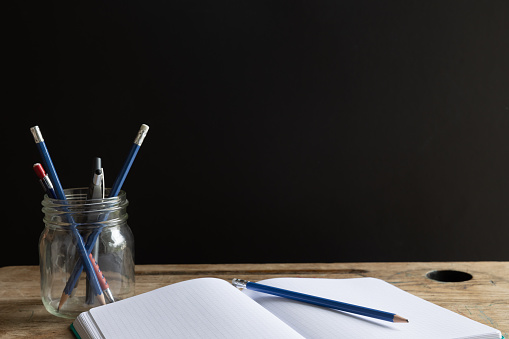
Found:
<box><xmin>58</xmin><ymin>292</ymin><xmax>70</xmax><ymax>312</ymax></box>
<box><xmin>97</xmin><ymin>293</ymin><xmax>106</xmax><ymax>306</ymax></box>
<box><xmin>393</xmin><ymin>315</ymin><xmax>409</xmax><ymax>323</ymax></box>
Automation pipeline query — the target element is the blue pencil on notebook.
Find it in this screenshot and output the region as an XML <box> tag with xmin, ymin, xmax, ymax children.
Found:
<box><xmin>30</xmin><ymin>126</ymin><xmax>107</xmax><ymax>308</ymax></box>
<box><xmin>59</xmin><ymin>124</ymin><xmax>149</xmax><ymax>308</ymax></box>
<box><xmin>232</xmin><ymin>279</ymin><xmax>409</xmax><ymax>323</ymax></box>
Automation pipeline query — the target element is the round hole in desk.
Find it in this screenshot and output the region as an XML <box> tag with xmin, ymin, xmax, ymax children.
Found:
<box><xmin>426</xmin><ymin>270</ymin><xmax>473</xmax><ymax>282</ymax></box>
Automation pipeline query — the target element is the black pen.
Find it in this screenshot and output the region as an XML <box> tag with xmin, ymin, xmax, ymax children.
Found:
<box><xmin>85</xmin><ymin>157</ymin><xmax>115</xmax><ymax>304</ymax></box>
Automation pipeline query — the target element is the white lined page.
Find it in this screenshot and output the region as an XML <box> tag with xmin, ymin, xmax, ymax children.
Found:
<box><xmin>88</xmin><ymin>278</ymin><xmax>303</xmax><ymax>339</ymax></box>
<box><xmin>243</xmin><ymin>277</ymin><xmax>501</xmax><ymax>339</ymax></box>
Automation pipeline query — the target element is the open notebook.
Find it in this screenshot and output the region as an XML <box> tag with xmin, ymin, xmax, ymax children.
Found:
<box><xmin>71</xmin><ymin>277</ymin><xmax>502</xmax><ymax>339</ymax></box>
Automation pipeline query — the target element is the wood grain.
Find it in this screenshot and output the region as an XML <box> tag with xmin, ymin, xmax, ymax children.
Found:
<box><xmin>1</xmin><ymin>262</ymin><xmax>507</xmax><ymax>338</ymax></box>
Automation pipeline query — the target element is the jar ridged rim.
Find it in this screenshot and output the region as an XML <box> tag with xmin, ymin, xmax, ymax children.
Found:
<box><xmin>41</xmin><ymin>187</ymin><xmax>129</xmax><ymax>228</ymax></box>
<box><xmin>42</xmin><ymin>187</ymin><xmax>127</xmax><ymax>207</ymax></box>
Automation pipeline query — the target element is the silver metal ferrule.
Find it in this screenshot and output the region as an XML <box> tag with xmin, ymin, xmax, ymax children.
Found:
<box><xmin>42</xmin><ymin>176</ymin><xmax>54</xmax><ymax>190</ymax></box>
<box><xmin>134</xmin><ymin>124</ymin><xmax>149</xmax><ymax>146</ymax></box>
<box><xmin>104</xmin><ymin>288</ymin><xmax>115</xmax><ymax>303</ymax></box>
<box><xmin>232</xmin><ymin>278</ymin><xmax>248</xmax><ymax>289</ymax></box>
<box><xmin>30</xmin><ymin>126</ymin><xmax>44</xmax><ymax>143</ymax></box>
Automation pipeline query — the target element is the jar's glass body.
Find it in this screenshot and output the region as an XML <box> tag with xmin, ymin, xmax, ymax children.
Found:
<box><xmin>39</xmin><ymin>188</ymin><xmax>135</xmax><ymax>318</ymax></box>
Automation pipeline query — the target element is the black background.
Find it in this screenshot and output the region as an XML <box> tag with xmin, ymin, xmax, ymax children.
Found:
<box><xmin>5</xmin><ymin>0</ymin><xmax>509</xmax><ymax>266</ymax></box>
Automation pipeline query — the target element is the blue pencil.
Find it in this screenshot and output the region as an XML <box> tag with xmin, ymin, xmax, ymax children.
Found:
<box><xmin>232</xmin><ymin>279</ymin><xmax>409</xmax><ymax>323</ymax></box>
<box><xmin>61</xmin><ymin>124</ymin><xmax>149</xmax><ymax>304</ymax></box>
<box><xmin>109</xmin><ymin>124</ymin><xmax>149</xmax><ymax>198</ymax></box>
<box><xmin>30</xmin><ymin>126</ymin><xmax>106</xmax><ymax>308</ymax></box>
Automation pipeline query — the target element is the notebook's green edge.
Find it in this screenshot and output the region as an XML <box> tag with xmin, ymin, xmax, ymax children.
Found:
<box><xmin>70</xmin><ymin>323</ymin><xmax>81</xmax><ymax>339</ymax></box>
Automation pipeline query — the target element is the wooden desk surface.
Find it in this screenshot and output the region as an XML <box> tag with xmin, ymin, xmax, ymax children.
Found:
<box><xmin>0</xmin><ymin>262</ymin><xmax>507</xmax><ymax>338</ymax></box>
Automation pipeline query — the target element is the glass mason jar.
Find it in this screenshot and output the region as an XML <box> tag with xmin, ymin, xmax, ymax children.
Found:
<box><xmin>39</xmin><ymin>188</ymin><xmax>135</xmax><ymax>318</ymax></box>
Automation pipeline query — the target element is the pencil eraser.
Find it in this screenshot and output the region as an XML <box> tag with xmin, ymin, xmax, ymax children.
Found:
<box><xmin>134</xmin><ymin>124</ymin><xmax>150</xmax><ymax>145</ymax></box>
<box><xmin>33</xmin><ymin>163</ymin><xmax>46</xmax><ymax>179</ymax></box>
